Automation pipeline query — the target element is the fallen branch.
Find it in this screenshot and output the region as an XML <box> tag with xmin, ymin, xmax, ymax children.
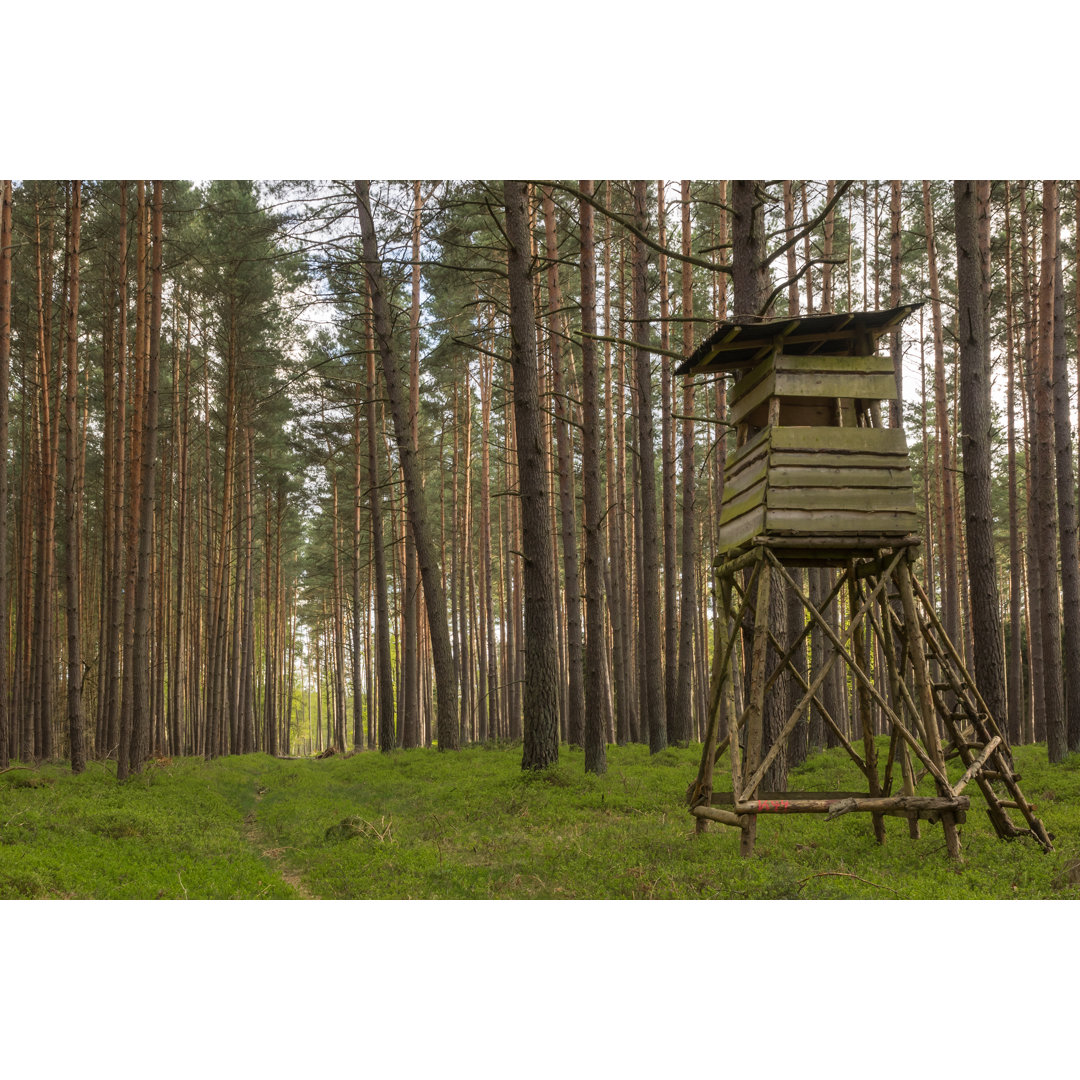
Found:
<box><xmin>795</xmin><ymin>871</ymin><xmax>900</xmax><ymax>896</ymax></box>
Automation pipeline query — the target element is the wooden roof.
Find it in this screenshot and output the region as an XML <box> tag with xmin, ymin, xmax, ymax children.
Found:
<box><xmin>675</xmin><ymin>304</ymin><xmax>921</xmax><ymax>376</ymax></box>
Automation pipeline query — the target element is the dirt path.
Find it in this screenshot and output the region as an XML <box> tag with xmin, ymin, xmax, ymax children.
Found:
<box><xmin>244</xmin><ymin>787</ymin><xmax>316</xmax><ymax>899</ymax></box>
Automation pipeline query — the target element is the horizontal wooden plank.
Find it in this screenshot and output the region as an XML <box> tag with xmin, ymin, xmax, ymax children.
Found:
<box><xmin>728</xmin><ymin>352</ymin><xmax>776</xmax><ymax>407</ymax></box>
<box><xmin>771</xmin><ymin>425</ymin><xmax>909</xmax><ymax>454</ymax></box>
<box><xmin>770</xmin><ymin>449</ymin><xmax>910</xmax><ymax>469</ymax></box>
<box><xmin>776</xmin><ymin>353</ymin><xmax>895</xmax><ymax>375</ymax></box>
<box><xmin>768</xmin><ymin>465</ymin><xmax>913</xmax><ymax>490</ymax></box>
<box><xmin>711</xmin><ymin>790</ymin><xmax>871</xmax><ymax>804</ymax></box>
<box><xmin>766</xmin><ymin>508</ymin><xmax>921</xmax><ymax>534</ymax></box>
<box><xmin>717</xmin><ymin>507</ymin><xmax>766</xmax><ymax>552</ymax></box>
<box><xmin>732</xmin><ymin>795</ymin><xmax>970</xmax><ymax>815</ymax></box>
<box><xmin>690</xmin><ymin>806</ymin><xmax>748</xmax><ymax>829</ymax></box>
<box><xmin>729</xmin><ymin>371</ymin><xmax>776</xmax><ymax>427</ymax></box>
<box><xmin>722</xmin><ymin>454</ymin><xmax>769</xmax><ymax>500</ymax></box>
<box><xmin>719</xmin><ymin>480</ymin><xmax>767</xmax><ymax>525</ymax></box>
<box><xmin>726</xmin><ymin>424</ymin><xmax>771</xmax><ymax>468</ymax></box>
<box><xmin>725</xmin><ymin>436</ymin><xmax>769</xmax><ymax>483</ymax></box>
<box><xmin>754</xmin><ymin>533</ymin><xmax>920</xmax><ymax>554</ymax></box>
<box><xmin>768</xmin><ymin>487</ymin><xmax>917</xmax><ymax>513</ymax></box>
<box><xmin>775</xmin><ymin>371</ymin><xmax>898</xmax><ymax>402</ymax></box>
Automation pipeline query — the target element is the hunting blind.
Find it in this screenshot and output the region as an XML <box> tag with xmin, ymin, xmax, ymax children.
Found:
<box><xmin>678</xmin><ymin>306</ymin><xmax>1051</xmax><ymax>859</ymax></box>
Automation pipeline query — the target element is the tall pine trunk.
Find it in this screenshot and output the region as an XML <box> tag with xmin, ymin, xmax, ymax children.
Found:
<box><xmin>1034</xmin><ymin>181</ymin><xmax>1066</xmax><ymax>762</ymax></box>
<box><xmin>954</xmin><ymin>180</ymin><xmax>1008</xmax><ymax>732</ymax></box>
<box><xmin>922</xmin><ymin>181</ymin><xmax>961</xmax><ymax>652</ymax></box>
<box><xmin>1004</xmin><ymin>183</ymin><xmax>1025</xmax><ymax>746</ymax></box>
<box><xmin>355</xmin><ymin>181</ymin><xmax>458</xmax><ymax>749</ymax></box>
<box><xmin>578</xmin><ymin>181</ymin><xmax>608</xmax><ymax>775</ymax></box>
<box><xmin>0</xmin><ymin>181</ymin><xmax>11</xmax><ymax>769</ymax></box>
<box><xmin>62</xmin><ymin>181</ymin><xmax>86</xmax><ymax>773</ymax></box>
<box><xmin>732</xmin><ymin>180</ymin><xmax>787</xmax><ymax>788</ymax></box>
<box><xmin>363</xmin><ymin>280</ymin><xmax>395</xmax><ymax>752</ymax></box>
<box><xmin>130</xmin><ymin>181</ymin><xmax>163</xmax><ymax>774</ymax></box>
<box><xmin>673</xmin><ymin>180</ymin><xmax>697</xmax><ymax>746</ymax></box>
<box><xmin>632</xmin><ymin>180</ymin><xmax>666</xmax><ymax>753</ymax></box>
<box><xmin>505</xmin><ymin>181</ymin><xmax>559</xmax><ymax>770</ymax></box>
<box><xmin>658</xmin><ymin>182</ymin><xmax>678</xmax><ymax>742</ymax></box>
<box><xmin>1052</xmin><ymin>240</ymin><xmax>1080</xmax><ymax>753</ymax></box>
<box><xmin>541</xmin><ymin>188</ymin><xmax>585</xmax><ymax>747</ymax></box>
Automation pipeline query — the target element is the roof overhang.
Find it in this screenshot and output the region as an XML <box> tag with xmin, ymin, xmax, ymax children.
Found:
<box><xmin>675</xmin><ymin>304</ymin><xmax>922</xmax><ymax>377</ymax></box>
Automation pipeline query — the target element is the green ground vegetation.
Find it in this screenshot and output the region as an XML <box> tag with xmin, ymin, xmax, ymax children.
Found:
<box><xmin>1</xmin><ymin>741</ymin><xmax>1078</xmax><ymax>899</ymax></box>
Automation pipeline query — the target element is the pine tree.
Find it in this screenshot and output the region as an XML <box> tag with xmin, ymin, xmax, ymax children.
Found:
<box><xmin>505</xmin><ymin>181</ymin><xmax>559</xmax><ymax>770</ymax></box>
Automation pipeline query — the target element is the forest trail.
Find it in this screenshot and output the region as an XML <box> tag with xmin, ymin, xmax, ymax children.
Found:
<box><xmin>244</xmin><ymin>786</ymin><xmax>317</xmax><ymax>900</ymax></box>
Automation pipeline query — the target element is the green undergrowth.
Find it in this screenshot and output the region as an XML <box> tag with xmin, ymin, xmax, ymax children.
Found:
<box><xmin>1</xmin><ymin>741</ymin><xmax>1078</xmax><ymax>899</ymax></box>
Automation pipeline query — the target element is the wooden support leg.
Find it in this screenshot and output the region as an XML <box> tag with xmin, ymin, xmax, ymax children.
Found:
<box><xmin>694</xmin><ymin>568</ymin><xmax>726</xmax><ymax>834</ymax></box>
<box><xmin>721</xmin><ymin>577</ymin><xmax>742</xmax><ymax>803</ymax></box>
<box><xmin>740</xmin><ymin>562</ymin><xmax>772</xmax><ymax>857</ymax></box>
<box><xmin>849</xmin><ymin>564</ymin><xmax>885</xmax><ymax>843</ymax></box>
<box><xmin>897</xmin><ymin>557</ymin><xmax>961</xmax><ymax>859</ymax></box>
<box><xmin>879</xmin><ymin>592</ymin><xmax>920</xmax><ymax>838</ymax></box>
<box><xmin>693</xmin><ymin>560</ymin><xmax>758</xmax><ymax>831</ymax></box>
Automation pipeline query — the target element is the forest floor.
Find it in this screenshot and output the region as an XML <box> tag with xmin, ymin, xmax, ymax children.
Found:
<box><xmin>1</xmin><ymin>740</ymin><xmax>1079</xmax><ymax>899</ymax></box>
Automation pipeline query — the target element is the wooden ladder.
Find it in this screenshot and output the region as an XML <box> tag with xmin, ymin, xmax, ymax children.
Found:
<box><xmin>898</xmin><ymin>573</ymin><xmax>1054</xmax><ymax>851</ymax></box>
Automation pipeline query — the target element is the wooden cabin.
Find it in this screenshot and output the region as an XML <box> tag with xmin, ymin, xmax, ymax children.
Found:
<box><xmin>675</xmin><ymin>306</ymin><xmax>921</xmax><ymax>561</ymax></box>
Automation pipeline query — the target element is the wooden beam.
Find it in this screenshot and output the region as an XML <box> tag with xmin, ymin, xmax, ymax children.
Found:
<box><xmin>711</xmin><ymin>790</ymin><xmax>870</xmax><ymax>804</ymax></box>
<box><xmin>690</xmin><ymin>805</ymin><xmax>749</xmax><ymax>829</ymax></box>
<box><xmin>895</xmin><ymin>556</ymin><xmax>962</xmax><ymax>859</ymax></box>
<box><xmin>951</xmin><ymin>736</ymin><xmax>1001</xmax><ymax>796</ymax></box>
<box><xmin>732</xmin><ymin>795</ymin><xmax>970</xmax><ymax>815</ymax></box>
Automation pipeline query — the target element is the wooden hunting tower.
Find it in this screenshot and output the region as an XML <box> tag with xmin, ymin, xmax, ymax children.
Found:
<box><xmin>678</xmin><ymin>306</ymin><xmax>1051</xmax><ymax>859</ymax></box>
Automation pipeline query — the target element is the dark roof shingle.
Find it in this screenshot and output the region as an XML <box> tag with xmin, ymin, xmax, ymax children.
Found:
<box><xmin>676</xmin><ymin>304</ymin><xmax>921</xmax><ymax>376</ymax></box>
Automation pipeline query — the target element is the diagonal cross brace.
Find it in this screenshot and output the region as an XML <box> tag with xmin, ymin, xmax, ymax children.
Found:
<box><xmin>738</xmin><ymin>547</ymin><xmax>907</xmax><ymax>802</ymax></box>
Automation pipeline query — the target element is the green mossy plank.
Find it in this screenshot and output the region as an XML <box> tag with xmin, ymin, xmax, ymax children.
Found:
<box><xmin>725</xmin><ymin>425</ymin><xmax>772</xmax><ymax>469</ymax></box>
<box><xmin>768</xmin><ymin>465</ymin><xmax>913</xmax><ymax>490</ymax></box>
<box><xmin>724</xmin><ymin>435</ymin><xmax>770</xmax><ymax>479</ymax></box>
<box><xmin>770</xmin><ymin>449</ymin><xmax>911</xmax><ymax>469</ymax></box>
<box><xmin>765</xmin><ymin>507</ymin><xmax>921</xmax><ymax>534</ymax></box>
<box><xmin>722</xmin><ymin>453</ymin><xmax>769</xmax><ymax>500</ymax></box>
<box><xmin>728</xmin><ymin>352</ymin><xmax>776</xmax><ymax>407</ymax></box>
<box><xmin>729</xmin><ymin>371</ymin><xmax>776</xmax><ymax>427</ymax></box>
<box><xmin>717</xmin><ymin>506</ymin><xmax>766</xmax><ymax>552</ymax></box>
<box><xmin>774</xmin><ymin>370</ymin><xmax>897</xmax><ymax>402</ymax></box>
<box><xmin>776</xmin><ymin>353</ymin><xmax>895</xmax><ymax>374</ymax></box>
<box><xmin>719</xmin><ymin>480</ymin><xmax>767</xmax><ymax>525</ymax></box>
<box><xmin>771</xmin><ymin>426</ymin><xmax>909</xmax><ymax>454</ymax></box>
<box><xmin>767</xmin><ymin>486</ymin><xmax>917</xmax><ymax>513</ymax></box>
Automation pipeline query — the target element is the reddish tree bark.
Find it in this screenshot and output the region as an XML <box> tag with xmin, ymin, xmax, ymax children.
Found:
<box><xmin>0</xmin><ymin>180</ymin><xmax>11</xmax><ymax>770</ymax></box>
<box><xmin>355</xmin><ymin>180</ymin><xmax>459</xmax><ymax>749</ymax></box>
<box><xmin>541</xmin><ymin>187</ymin><xmax>585</xmax><ymax>748</ymax></box>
